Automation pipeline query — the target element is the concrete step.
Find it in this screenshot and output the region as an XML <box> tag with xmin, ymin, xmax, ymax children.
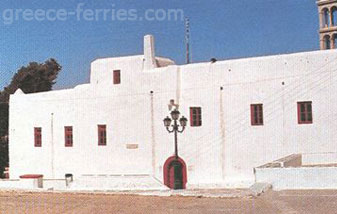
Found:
<box><xmin>249</xmin><ymin>183</ymin><xmax>272</xmax><ymax>196</ymax></box>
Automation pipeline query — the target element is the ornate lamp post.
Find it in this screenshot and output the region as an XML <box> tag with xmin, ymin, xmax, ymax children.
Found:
<box><xmin>163</xmin><ymin>109</ymin><xmax>188</xmax><ymax>159</ymax></box>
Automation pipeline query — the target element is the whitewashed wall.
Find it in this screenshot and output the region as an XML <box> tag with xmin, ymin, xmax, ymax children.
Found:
<box><xmin>9</xmin><ymin>35</ymin><xmax>337</xmax><ymax>189</ymax></box>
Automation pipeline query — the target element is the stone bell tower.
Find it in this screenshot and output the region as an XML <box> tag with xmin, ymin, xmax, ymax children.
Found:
<box><xmin>317</xmin><ymin>0</ymin><xmax>337</xmax><ymax>49</ymax></box>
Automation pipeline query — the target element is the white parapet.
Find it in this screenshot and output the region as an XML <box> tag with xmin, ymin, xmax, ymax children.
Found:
<box><xmin>69</xmin><ymin>174</ymin><xmax>168</xmax><ymax>191</ymax></box>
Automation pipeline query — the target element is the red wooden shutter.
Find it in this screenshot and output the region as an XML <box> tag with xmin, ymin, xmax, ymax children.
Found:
<box><xmin>98</xmin><ymin>125</ymin><xmax>107</xmax><ymax>146</ymax></box>
<box><xmin>251</xmin><ymin>104</ymin><xmax>263</xmax><ymax>126</ymax></box>
<box><xmin>190</xmin><ymin>107</ymin><xmax>202</xmax><ymax>127</ymax></box>
<box><xmin>34</xmin><ymin>127</ymin><xmax>42</xmax><ymax>147</ymax></box>
<box><xmin>113</xmin><ymin>70</ymin><xmax>121</xmax><ymax>84</ymax></box>
<box><xmin>65</xmin><ymin>126</ymin><xmax>73</xmax><ymax>147</ymax></box>
<box><xmin>297</xmin><ymin>102</ymin><xmax>312</xmax><ymax>124</ymax></box>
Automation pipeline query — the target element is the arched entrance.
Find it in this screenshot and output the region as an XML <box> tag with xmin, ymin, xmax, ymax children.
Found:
<box><xmin>163</xmin><ymin>156</ymin><xmax>187</xmax><ymax>189</ymax></box>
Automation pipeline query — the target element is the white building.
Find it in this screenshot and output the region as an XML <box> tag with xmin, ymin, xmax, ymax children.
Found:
<box><xmin>8</xmin><ymin>35</ymin><xmax>337</xmax><ymax>190</ymax></box>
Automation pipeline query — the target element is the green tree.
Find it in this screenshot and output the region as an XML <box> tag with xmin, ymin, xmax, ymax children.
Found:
<box><xmin>0</xmin><ymin>58</ymin><xmax>61</xmax><ymax>177</ymax></box>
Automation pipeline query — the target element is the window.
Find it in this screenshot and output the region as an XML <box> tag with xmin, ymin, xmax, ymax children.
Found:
<box><xmin>324</xmin><ymin>35</ymin><xmax>331</xmax><ymax>50</ymax></box>
<box><xmin>297</xmin><ymin>102</ymin><xmax>313</xmax><ymax>124</ymax></box>
<box><xmin>332</xmin><ymin>7</ymin><xmax>337</xmax><ymax>26</ymax></box>
<box><xmin>113</xmin><ymin>70</ymin><xmax>121</xmax><ymax>84</ymax></box>
<box><xmin>34</xmin><ymin>127</ymin><xmax>42</xmax><ymax>147</ymax></box>
<box><xmin>250</xmin><ymin>104</ymin><xmax>263</xmax><ymax>126</ymax></box>
<box><xmin>190</xmin><ymin>107</ymin><xmax>202</xmax><ymax>127</ymax></box>
<box><xmin>98</xmin><ymin>125</ymin><xmax>107</xmax><ymax>146</ymax></box>
<box><xmin>64</xmin><ymin>126</ymin><xmax>73</xmax><ymax>147</ymax></box>
<box><xmin>322</xmin><ymin>8</ymin><xmax>330</xmax><ymax>27</ymax></box>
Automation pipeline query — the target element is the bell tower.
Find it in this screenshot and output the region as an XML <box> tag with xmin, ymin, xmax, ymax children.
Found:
<box><xmin>317</xmin><ymin>0</ymin><xmax>337</xmax><ymax>49</ymax></box>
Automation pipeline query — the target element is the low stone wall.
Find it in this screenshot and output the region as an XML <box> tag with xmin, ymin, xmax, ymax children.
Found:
<box><xmin>0</xmin><ymin>179</ymin><xmax>21</xmax><ymax>189</ymax></box>
<box><xmin>0</xmin><ymin>179</ymin><xmax>42</xmax><ymax>190</ymax></box>
<box><xmin>255</xmin><ymin>166</ymin><xmax>337</xmax><ymax>190</ymax></box>
<box><xmin>69</xmin><ymin>174</ymin><xmax>168</xmax><ymax>191</ymax></box>
<box><xmin>257</xmin><ymin>154</ymin><xmax>302</xmax><ymax>168</ymax></box>
<box><xmin>43</xmin><ymin>179</ymin><xmax>67</xmax><ymax>190</ymax></box>
<box><xmin>302</xmin><ymin>152</ymin><xmax>337</xmax><ymax>166</ymax></box>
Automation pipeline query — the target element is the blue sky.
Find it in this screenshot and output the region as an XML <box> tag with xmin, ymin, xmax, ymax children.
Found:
<box><xmin>0</xmin><ymin>0</ymin><xmax>319</xmax><ymax>90</ymax></box>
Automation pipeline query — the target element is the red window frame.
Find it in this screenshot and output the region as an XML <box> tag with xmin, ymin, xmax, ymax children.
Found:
<box><xmin>34</xmin><ymin>127</ymin><xmax>42</xmax><ymax>147</ymax></box>
<box><xmin>98</xmin><ymin>125</ymin><xmax>107</xmax><ymax>146</ymax></box>
<box><xmin>190</xmin><ymin>107</ymin><xmax>202</xmax><ymax>127</ymax></box>
<box><xmin>297</xmin><ymin>101</ymin><xmax>313</xmax><ymax>124</ymax></box>
<box><xmin>250</xmin><ymin>104</ymin><xmax>264</xmax><ymax>126</ymax></box>
<box><xmin>113</xmin><ymin>70</ymin><xmax>121</xmax><ymax>84</ymax></box>
<box><xmin>64</xmin><ymin>126</ymin><xmax>73</xmax><ymax>147</ymax></box>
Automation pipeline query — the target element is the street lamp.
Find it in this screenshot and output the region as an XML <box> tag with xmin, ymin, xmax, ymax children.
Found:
<box><xmin>163</xmin><ymin>109</ymin><xmax>187</xmax><ymax>159</ymax></box>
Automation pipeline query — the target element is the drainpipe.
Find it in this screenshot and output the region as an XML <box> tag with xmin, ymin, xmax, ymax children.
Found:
<box><xmin>219</xmin><ymin>87</ymin><xmax>226</xmax><ymax>180</ymax></box>
<box><xmin>51</xmin><ymin>113</ymin><xmax>54</xmax><ymax>178</ymax></box>
<box><xmin>150</xmin><ymin>91</ymin><xmax>156</xmax><ymax>176</ymax></box>
<box><xmin>176</xmin><ymin>67</ymin><xmax>181</xmax><ymax>107</ymax></box>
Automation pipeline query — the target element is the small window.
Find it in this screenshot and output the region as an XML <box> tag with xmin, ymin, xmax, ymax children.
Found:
<box><xmin>297</xmin><ymin>101</ymin><xmax>313</xmax><ymax>124</ymax></box>
<box><xmin>251</xmin><ymin>104</ymin><xmax>263</xmax><ymax>126</ymax></box>
<box><xmin>34</xmin><ymin>127</ymin><xmax>42</xmax><ymax>147</ymax></box>
<box><xmin>113</xmin><ymin>70</ymin><xmax>121</xmax><ymax>84</ymax></box>
<box><xmin>98</xmin><ymin>125</ymin><xmax>107</xmax><ymax>146</ymax></box>
<box><xmin>190</xmin><ymin>107</ymin><xmax>202</xmax><ymax>127</ymax></box>
<box><xmin>64</xmin><ymin>126</ymin><xmax>73</xmax><ymax>147</ymax></box>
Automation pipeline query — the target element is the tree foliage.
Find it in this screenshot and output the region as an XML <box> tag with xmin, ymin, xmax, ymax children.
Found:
<box><xmin>0</xmin><ymin>58</ymin><xmax>61</xmax><ymax>103</ymax></box>
<box><xmin>0</xmin><ymin>104</ymin><xmax>8</xmax><ymax>137</ymax></box>
<box><xmin>0</xmin><ymin>59</ymin><xmax>61</xmax><ymax>177</ymax></box>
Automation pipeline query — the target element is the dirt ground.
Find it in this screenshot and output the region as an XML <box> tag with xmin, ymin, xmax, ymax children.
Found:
<box><xmin>0</xmin><ymin>190</ymin><xmax>337</xmax><ymax>214</ymax></box>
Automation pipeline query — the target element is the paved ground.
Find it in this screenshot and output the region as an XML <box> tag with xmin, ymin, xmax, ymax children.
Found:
<box><xmin>0</xmin><ymin>190</ymin><xmax>337</xmax><ymax>213</ymax></box>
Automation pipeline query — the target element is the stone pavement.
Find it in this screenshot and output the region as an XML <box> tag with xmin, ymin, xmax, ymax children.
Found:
<box><xmin>127</xmin><ymin>188</ymin><xmax>253</xmax><ymax>198</ymax></box>
<box><xmin>1</xmin><ymin>189</ymin><xmax>337</xmax><ymax>213</ymax></box>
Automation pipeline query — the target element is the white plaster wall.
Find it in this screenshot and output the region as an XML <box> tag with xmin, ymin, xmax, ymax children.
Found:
<box><xmin>9</xmin><ymin>46</ymin><xmax>337</xmax><ymax>188</ymax></box>
<box><xmin>170</xmin><ymin>49</ymin><xmax>337</xmax><ymax>186</ymax></box>
<box><xmin>9</xmin><ymin>55</ymin><xmax>179</xmax><ymax>182</ymax></box>
<box><xmin>9</xmin><ymin>89</ymin><xmax>155</xmax><ymax>178</ymax></box>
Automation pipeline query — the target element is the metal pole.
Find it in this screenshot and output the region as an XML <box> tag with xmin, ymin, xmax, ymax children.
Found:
<box><xmin>174</xmin><ymin>120</ymin><xmax>178</xmax><ymax>159</ymax></box>
<box><xmin>185</xmin><ymin>17</ymin><xmax>190</xmax><ymax>64</ymax></box>
<box><xmin>51</xmin><ymin>113</ymin><xmax>54</xmax><ymax>179</ymax></box>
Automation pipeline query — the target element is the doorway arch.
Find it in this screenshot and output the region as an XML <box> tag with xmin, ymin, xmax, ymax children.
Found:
<box><xmin>163</xmin><ymin>156</ymin><xmax>187</xmax><ymax>189</ymax></box>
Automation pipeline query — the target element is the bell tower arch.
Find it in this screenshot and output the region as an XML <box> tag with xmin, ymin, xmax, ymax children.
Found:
<box><xmin>317</xmin><ymin>0</ymin><xmax>337</xmax><ymax>49</ymax></box>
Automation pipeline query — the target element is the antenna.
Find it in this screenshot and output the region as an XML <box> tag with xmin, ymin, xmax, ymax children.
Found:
<box><xmin>185</xmin><ymin>17</ymin><xmax>191</xmax><ymax>64</ymax></box>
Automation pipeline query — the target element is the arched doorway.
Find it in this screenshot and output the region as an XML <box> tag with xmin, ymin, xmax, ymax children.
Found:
<box><xmin>163</xmin><ymin>156</ymin><xmax>187</xmax><ymax>189</ymax></box>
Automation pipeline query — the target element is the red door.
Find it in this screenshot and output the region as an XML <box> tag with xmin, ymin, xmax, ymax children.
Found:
<box><xmin>169</xmin><ymin>164</ymin><xmax>175</xmax><ymax>188</ymax></box>
<box><xmin>164</xmin><ymin>156</ymin><xmax>187</xmax><ymax>189</ymax></box>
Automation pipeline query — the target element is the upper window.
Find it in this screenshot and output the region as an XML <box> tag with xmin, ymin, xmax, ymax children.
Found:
<box><xmin>64</xmin><ymin>126</ymin><xmax>73</xmax><ymax>147</ymax></box>
<box><xmin>113</xmin><ymin>70</ymin><xmax>121</xmax><ymax>84</ymax></box>
<box><xmin>250</xmin><ymin>104</ymin><xmax>263</xmax><ymax>126</ymax></box>
<box><xmin>34</xmin><ymin>127</ymin><xmax>42</xmax><ymax>147</ymax></box>
<box><xmin>297</xmin><ymin>101</ymin><xmax>313</xmax><ymax>124</ymax></box>
<box><xmin>98</xmin><ymin>125</ymin><xmax>107</xmax><ymax>146</ymax></box>
<box><xmin>322</xmin><ymin>8</ymin><xmax>330</xmax><ymax>27</ymax></box>
<box><xmin>332</xmin><ymin>7</ymin><xmax>337</xmax><ymax>26</ymax></box>
<box><xmin>190</xmin><ymin>107</ymin><xmax>202</xmax><ymax>127</ymax></box>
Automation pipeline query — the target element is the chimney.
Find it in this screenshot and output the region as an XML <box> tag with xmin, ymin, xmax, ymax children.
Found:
<box><xmin>144</xmin><ymin>35</ymin><xmax>157</xmax><ymax>70</ymax></box>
